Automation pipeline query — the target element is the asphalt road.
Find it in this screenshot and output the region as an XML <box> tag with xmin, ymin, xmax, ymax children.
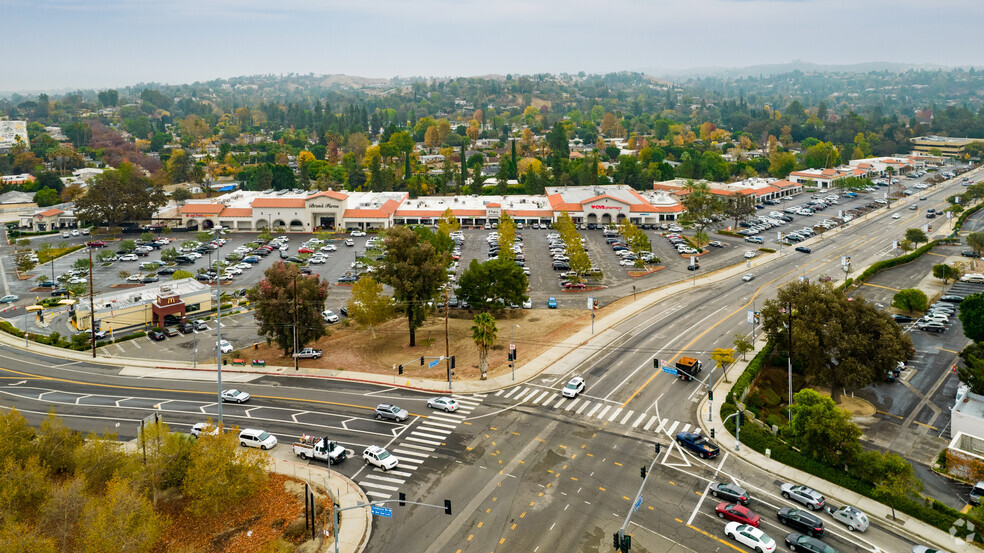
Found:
<box><xmin>0</xmin><ymin>166</ymin><xmax>978</xmax><ymax>552</ymax></box>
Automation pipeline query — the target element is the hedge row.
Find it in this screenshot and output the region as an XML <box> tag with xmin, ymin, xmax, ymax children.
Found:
<box><xmin>852</xmin><ymin>240</ymin><xmax>938</xmax><ymax>286</ymax></box>
<box><xmin>953</xmin><ymin>200</ymin><xmax>984</xmax><ymax>232</ymax></box>
<box><xmin>716</xmin><ymin>230</ymin><xmax>741</xmax><ymax>237</ymax></box>
<box><xmin>727</xmin><ymin>340</ymin><xmax>774</xmax><ymax>404</ymax></box>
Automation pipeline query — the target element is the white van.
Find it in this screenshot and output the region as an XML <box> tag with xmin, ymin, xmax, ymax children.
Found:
<box><xmin>239</xmin><ymin>428</ymin><xmax>278</xmax><ymax>450</ymax></box>
<box><xmin>960</xmin><ymin>273</ymin><xmax>984</xmax><ymax>283</ymax></box>
<box><xmin>745</xmin><ymin>236</ymin><xmax>764</xmax><ymax>244</ymax></box>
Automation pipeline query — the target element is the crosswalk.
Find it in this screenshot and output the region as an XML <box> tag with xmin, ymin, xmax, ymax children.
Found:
<box><xmin>360</xmin><ymin>393</ymin><xmax>485</xmax><ymax>500</ymax></box>
<box><xmin>494</xmin><ymin>385</ymin><xmax>696</xmax><ymax>436</ymax></box>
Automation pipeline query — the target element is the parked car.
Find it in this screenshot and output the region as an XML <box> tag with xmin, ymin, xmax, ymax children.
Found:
<box><xmin>783</xmin><ymin>532</ymin><xmax>836</xmax><ymax>553</ymax></box>
<box><xmin>238</xmin><ymin>428</ymin><xmax>277</xmax><ymax>450</ymax></box>
<box><xmin>221</xmin><ymin>389</ymin><xmax>250</xmax><ymax>403</ymax></box>
<box><xmin>830</xmin><ymin>505</ymin><xmax>868</xmax><ymax>532</ymax></box>
<box><xmin>780</xmin><ymin>483</ymin><xmax>825</xmax><ymax>510</ymax></box>
<box><xmin>777</xmin><ymin>507</ymin><xmax>824</xmax><ymax>538</ymax></box>
<box><xmin>426</xmin><ymin>397</ymin><xmax>459</xmax><ymax>412</ymax></box>
<box><xmin>219</xmin><ymin>339</ymin><xmax>233</xmax><ymax>353</ymax></box>
<box><xmin>163</xmin><ymin>327</ymin><xmax>179</xmax><ymax>337</ymax></box>
<box><xmin>940</xmin><ymin>295</ymin><xmax>964</xmax><ymax>303</ymax></box>
<box><xmin>916</xmin><ymin>321</ymin><xmax>946</xmax><ymax>333</ymax></box>
<box><xmin>148</xmin><ymin>329</ymin><xmax>166</xmax><ymax>341</ymax></box>
<box><xmin>724</xmin><ymin>522</ymin><xmax>776</xmax><ymax>553</ymax></box>
<box><xmin>547</xmin><ymin>297</ymin><xmax>557</xmax><ymax>309</ymax></box>
<box><xmin>193</xmin><ymin>319</ymin><xmax>208</xmax><ymax>331</ymax></box>
<box><xmin>374</xmin><ymin>403</ymin><xmax>409</xmax><ymax>422</ymax></box>
<box><xmin>322</xmin><ymin>310</ymin><xmax>339</xmax><ymax>323</ymax></box>
<box><xmin>0</xmin><ymin>294</ymin><xmax>18</xmax><ymax>303</ymax></box>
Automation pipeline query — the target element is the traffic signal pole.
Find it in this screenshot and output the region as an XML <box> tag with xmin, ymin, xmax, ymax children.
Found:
<box><xmin>614</xmin><ymin>443</ymin><xmax>661</xmax><ymax>552</ymax></box>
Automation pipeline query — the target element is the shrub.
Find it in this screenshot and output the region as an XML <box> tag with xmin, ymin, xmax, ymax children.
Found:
<box><xmin>728</xmin><ymin>341</ymin><xmax>774</xmax><ymax>404</ymax></box>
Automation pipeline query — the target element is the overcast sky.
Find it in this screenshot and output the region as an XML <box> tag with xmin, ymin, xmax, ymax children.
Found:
<box><xmin>2</xmin><ymin>0</ymin><xmax>983</xmax><ymax>92</ymax></box>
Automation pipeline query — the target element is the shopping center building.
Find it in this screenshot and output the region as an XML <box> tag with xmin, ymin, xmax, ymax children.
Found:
<box><xmin>169</xmin><ymin>185</ymin><xmax>685</xmax><ymax>231</ymax></box>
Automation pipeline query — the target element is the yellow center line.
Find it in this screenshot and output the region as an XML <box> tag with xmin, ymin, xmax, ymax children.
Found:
<box><xmin>914</xmin><ymin>421</ymin><xmax>938</xmax><ymax>430</ymax></box>
<box><xmin>687</xmin><ymin>523</ymin><xmax>746</xmax><ymax>552</ymax></box>
<box><xmin>861</xmin><ymin>282</ymin><xmax>900</xmax><ymax>292</ymax></box>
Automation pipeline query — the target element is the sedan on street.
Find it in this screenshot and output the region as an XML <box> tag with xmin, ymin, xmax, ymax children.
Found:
<box><xmin>709</xmin><ymin>482</ymin><xmax>750</xmax><ymax>505</ymax></box>
<box><xmin>716</xmin><ymin>502</ymin><xmax>761</xmax><ymax>526</ymax></box>
<box><xmin>221</xmin><ymin>389</ymin><xmax>251</xmax><ymax>403</ymax></box>
<box><xmin>0</xmin><ymin>294</ymin><xmax>18</xmax><ymax>303</ymax></box>
<box><xmin>784</xmin><ymin>532</ymin><xmax>836</xmax><ymax>553</ymax></box>
<box><xmin>724</xmin><ymin>522</ymin><xmax>776</xmax><ymax>553</ymax></box>
<box><xmin>426</xmin><ymin>397</ymin><xmax>459</xmax><ymax>412</ymax></box>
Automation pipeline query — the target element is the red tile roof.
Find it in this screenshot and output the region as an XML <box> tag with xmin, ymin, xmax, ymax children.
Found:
<box><xmin>180</xmin><ymin>203</ymin><xmax>225</xmax><ymax>215</ymax></box>
<box><xmin>38</xmin><ymin>208</ymin><xmax>63</xmax><ymax>217</ymax></box>
<box><xmin>344</xmin><ymin>199</ymin><xmax>401</xmax><ymax>219</ymax></box>
<box><xmin>252</xmin><ymin>198</ymin><xmax>305</xmax><ymax>208</ymax></box>
<box><xmin>220</xmin><ymin>208</ymin><xmax>252</xmax><ymax>217</ymax></box>
<box><xmin>306</xmin><ymin>190</ymin><xmax>348</xmax><ymax>201</ymax></box>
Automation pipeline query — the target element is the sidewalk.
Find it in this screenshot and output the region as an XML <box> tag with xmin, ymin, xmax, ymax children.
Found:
<box><xmin>696</xmin><ymin>339</ymin><xmax>980</xmax><ymax>553</ymax></box>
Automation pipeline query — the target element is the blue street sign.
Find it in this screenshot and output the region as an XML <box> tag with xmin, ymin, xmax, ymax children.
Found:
<box><xmin>661</xmin><ymin>366</ymin><xmax>678</xmax><ymax>376</ymax></box>
<box><xmin>370</xmin><ymin>505</ymin><xmax>393</xmax><ymax>517</ymax></box>
<box><xmin>428</xmin><ymin>358</ymin><xmax>440</xmax><ymax>368</ymax></box>
<box><xmin>634</xmin><ymin>496</ymin><xmax>643</xmax><ymax>512</ymax></box>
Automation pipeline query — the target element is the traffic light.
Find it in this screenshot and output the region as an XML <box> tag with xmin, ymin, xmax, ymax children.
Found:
<box><xmin>654</xmin><ymin>442</ymin><xmax>661</xmax><ymax>455</ymax></box>
<box><xmin>451</xmin><ymin>356</ymin><xmax>455</xmax><ymax>369</ymax></box>
<box><xmin>399</xmin><ymin>492</ymin><xmax>406</xmax><ymax>507</ymax></box>
<box><xmin>444</xmin><ymin>499</ymin><xmax>452</xmax><ymax>515</ymax></box>
<box><xmin>653</xmin><ymin>358</ymin><xmax>658</xmax><ymax>368</ymax></box>
<box><xmin>621</xmin><ymin>534</ymin><xmax>631</xmax><ymax>552</ymax></box>
<box><xmin>640</xmin><ymin>466</ymin><xmax>647</xmax><ymax>478</ymax></box>
<box><xmin>398</xmin><ymin>365</ymin><xmax>403</xmax><ymax>375</ymax></box>
<box><xmin>420</xmin><ymin>356</ymin><xmax>424</xmax><ymax>366</ymax></box>
<box><xmin>513</xmin><ymin>347</ymin><xmax>517</xmax><ymax>360</ymax></box>
<box><xmin>613</xmin><ymin>532</ymin><xmax>620</xmax><ymax>550</ymax></box>
<box><xmin>708</xmin><ymin>390</ymin><xmax>713</xmax><ymax>401</ymax></box>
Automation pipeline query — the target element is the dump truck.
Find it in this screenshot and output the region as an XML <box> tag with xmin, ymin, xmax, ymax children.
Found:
<box><xmin>292</xmin><ymin>435</ymin><xmax>349</xmax><ymax>464</ymax></box>
<box><xmin>676</xmin><ymin>357</ymin><xmax>702</xmax><ymax>382</ymax></box>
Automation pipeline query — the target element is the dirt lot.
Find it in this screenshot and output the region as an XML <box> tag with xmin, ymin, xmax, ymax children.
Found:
<box><xmin>249</xmin><ymin>308</ymin><xmax>588</xmax><ymax>380</ymax></box>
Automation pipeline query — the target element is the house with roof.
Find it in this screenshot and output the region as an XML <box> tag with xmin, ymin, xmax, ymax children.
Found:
<box><xmin>18</xmin><ymin>204</ymin><xmax>78</xmax><ymax>231</ymax></box>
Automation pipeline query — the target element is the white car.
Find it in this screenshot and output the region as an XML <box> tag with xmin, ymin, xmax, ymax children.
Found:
<box><xmin>724</xmin><ymin>522</ymin><xmax>775</xmax><ymax>553</ymax></box>
<box><xmin>426</xmin><ymin>396</ymin><xmax>459</xmax><ymax>412</ymax></box>
<box><xmin>322</xmin><ymin>310</ymin><xmax>339</xmax><ymax>323</ymax></box>
<box><xmin>221</xmin><ymin>388</ymin><xmax>250</xmax><ymax>403</ymax></box>
<box><xmin>363</xmin><ymin>445</ymin><xmax>399</xmax><ymax>470</ymax></box>
<box><xmin>71</xmin><ymin>229</ymin><xmax>80</xmax><ymax>237</ymax></box>
<box><xmin>238</xmin><ymin>428</ymin><xmax>277</xmax><ymax>450</ymax></box>
<box><xmin>219</xmin><ymin>340</ymin><xmax>234</xmax><ymax>354</ymax></box>
<box><xmin>126</xmin><ymin>274</ymin><xmax>144</xmax><ymax>282</ymax></box>
<box><xmin>522</xmin><ymin>298</ymin><xmax>533</xmax><ymax>309</ymax></box>
<box><xmin>619</xmin><ymin>258</ymin><xmax>637</xmax><ymax>266</ymax></box>
<box><xmin>308</xmin><ymin>256</ymin><xmax>326</xmax><ymax>264</ymax></box>
<box><xmin>562</xmin><ymin>376</ymin><xmax>585</xmax><ymax>398</ymax></box>
<box><xmin>190</xmin><ymin>422</ymin><xmax>220</xmax><ymax>437</ymax></box>
<box><xmin>350</xmin><ymin>230</ymin><xmax>366</xmax><ymax>237</ymax></box>
<box><xmin>744</xmin><ymin>251</ymin><xmax>757</xmax><ymax>259</ymax></box>
<box><xmin>741</xmin><ymin>273</ymin><xmax>755</xmax><ymax>282</ymax></box>
<box><xmin>321</xmin><ymin>244</ymin><xmax>337</xmax><ymax>252</ymax></box>
<box><xmin>119</xmin><ymin>253</ymin><xmax>138</xmax><ymax>261</ymax></box>
<box><xmin>236</xmin><ymin>263</ymin><xmax>251</xmax><ymax>270</ymax></box>
<box><xmin>892</xmin><ymin>213</ymin><xmax>901</xmax><ymax>219</ymax></box>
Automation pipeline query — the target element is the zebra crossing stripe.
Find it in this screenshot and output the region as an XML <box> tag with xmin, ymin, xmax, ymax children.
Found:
<box><xmin>643</xmin><ymin>416</ymin><xmax>658</xmax><ymax>431</ymax></box>
<box><xmin>680</xmin><ymin>423</ymin><xmax>691</xmax><ymax>433</ymax></box>
<box><xmin>619</xmin><ymin>410</ymin><xmax>635</xmax><ymax>425</ymax></box>
<box><xmin>365</xmin><ymin>474</ymin><xmax>405</xmax><ymax>484</ymax></box>
<box><xmin>365</xmin><ymin>491</ymin><xmax>391</xmax><ymax>499</ymax></box>
<box><xmin>387</xmin><ymin>470</ymin><xmax>413</xmax><ymax>477</ymax></box>
<box><xmin>406</xmin><ymin>436</ymin><xmax>442</xmax><ymax>446</ymax></box>
<box><xmin>428</xmin><ymin>413</ymin><xmax>465</xmax><ymax>423</ymax></box>
<box><xmin>393</xmin><ymin>448</ymin><xmax>430</xmax><ymax>459</ymax></box>
<box><xmin>420</xmin><ymin>420</ymin><xmax>457</xmax><ymax>430</ymax></box>
<box><xmin>360</xmin><ymin>481</ymin><xmax>400</xmax><ymax>491</ymax></box>
<box><xmin>607</xmin><ymin>408</ymin><xmax>623</xmax><ymax>422</ymax></box>
<box><xmin>587</xmin><ymin>403</ymin><xmax>603</xmax><ymax>417</ymax></box>
<box><xmin>632</xmin><ymin>413</ymin><xmax>648</xmax><ymax>428</ymax></box>
<box><xmin>494</xmin><ymin>390</ymin><xmax>504</xmax><ymax>396</ymax></box>
<box><xmin>400</xmin><ymin>443</ymin><xmax>436</xmax><ymax>453</ymax></box>
<box><xmin>576</xmin><ymin>401</ymin><xmax>590</xmax><ymax>415</ymax></box>
<box><xmin>411</xmin><ymin>431</ymin><xmax>447</xmax><ymax>441</ymax></box>
<box><xmin>564</xmin><ymin>398</ymin><xmax>581</xmax><ymax>411</ymax></box>
<box><xmin>417</xmin><ymin>426</ymin><xmax>452</xmax><ymax>436</ymax></box>
<box><xmin>503</xmin><ymin>387</ymin><xmax>521</xmax><ymax>399</ymax></box>
<box><xmin>666</xmin><ymin>421</ymin><xmax>679</xmax><ymax>434</ymax></box>
<box><xmin>552</xmin><ymin>396</ymin><xmax>567</xmax><ymax>408</ymax></box>
<box><xmin>655</xmin><ymin>419</ymin><xmax>668</xmax><ymax>433</ymax></box>
<box><xmin>521</xmin><ymin>389</ymin><xmax>540</xmax><ymax>402</ymax></box>
<box><xmin>532</xmin><ymin>391</ymin><xmax>550</xmax><ymax>404</ymax></box>
<box><xmin>596</xmin><ymin>405</ymin><xmax>611</xmax><ymax>419</ymax></box>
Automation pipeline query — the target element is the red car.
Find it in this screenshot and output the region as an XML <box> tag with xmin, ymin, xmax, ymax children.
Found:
<box><xmin>86</xmin><ymin>240</ymin><xmax>107</xmax><ymax>248</ymax></box>
<box><xmin>715</xmin><ymin>502</ymin><xmax>760</xmax><ymax>527</ymax></box>
<box><xmin>297</xmin><ymin>247</ymin><xmax>314</xmax><ymax>254</ymax></box>
<box><xmin>564</xmin><ymin>282</ymin><xmax>586</xmax><ymax>290</ymax></box>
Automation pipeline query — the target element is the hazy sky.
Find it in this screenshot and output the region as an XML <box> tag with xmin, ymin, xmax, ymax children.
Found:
<box><xmin>2</xmin><ymin>0</ymin><xmax>983</xmax><ymax>92</ymax></box>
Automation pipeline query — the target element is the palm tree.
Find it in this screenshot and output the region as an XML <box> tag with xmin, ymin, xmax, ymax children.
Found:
<box><xmin>471</xmin><ymin>312</ymin><xmax>498</xmax><ymax>380</ymax></box>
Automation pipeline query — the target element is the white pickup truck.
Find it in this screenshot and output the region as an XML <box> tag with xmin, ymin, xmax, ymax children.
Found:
<box><xmin>293</xmin><ymin>347</ymin><xmax>323</xmax><ymax>359</ymax></box>
<box><xmin>292</xmin><ymin>435</ymin><xmax>349</xmax><ymax>464</ymax></box>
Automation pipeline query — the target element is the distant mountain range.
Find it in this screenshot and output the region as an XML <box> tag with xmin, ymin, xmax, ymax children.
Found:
<box><xmin>640</xmin><ymin>60</ymin><xmax>965</xmax><ymax>79</ymax></box>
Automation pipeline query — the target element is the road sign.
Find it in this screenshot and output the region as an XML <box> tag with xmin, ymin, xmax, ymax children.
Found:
<box><xmin>747</xmin><ymin>310</ymin><xmax>755</xmax><ymax>324</ymax></box>
<box><xmin>428</xmin><ymin>358</ymin><xmax>440</xmax><ymax>368</ymax></box>
<box><xmin>587</xmin><ymin>297</ymin><xmax>594</xmax><ymax>310</ymax></box>
<box><xmin>509</xmin><ymin>343</ymin><xmax>515</xmax><ymax>350</ymax></box>
<box><xmin>370</xmin><ymin>505</ymin><xmax>393</xmax><ymax>517</ymax></box>
<box><xmin>661</xmin><ymin>366</ymin><xmax>678</xmax><ymax>376</ymax></box>
<box><xmin>634</xmin><ymin>496</ymin><xmax>643</xmax><ymax>512</ymax></box>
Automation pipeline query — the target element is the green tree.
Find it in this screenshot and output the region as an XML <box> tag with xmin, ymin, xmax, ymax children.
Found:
<box><xmin>958</xmin><ymin>293</ymin><xmax>984</xmax><ymax>343</ymax></box>
<box><xmin>957</xmin><ymin>353</ymin><xmax>984</xmax><ymax>395</ymax></box>
<box><xmin>760</xmin><ymin>281</ymin><xmax>912</xmax><ymax>403</ymax></box>
<box><xmin>437</xmin><ymin>208</ymin><xmax>460</xmax><ymax>235</ymax></box>
<box><xmin>171</xmin><ymin>269</ymin><xmax>193</xmax><ymax>280</ymax></box>
<box><xmin>0</xmin><ymin>408</ymin><xmax>38</xmax><ymax>465</ymax></box>
<box><xmin>117</xmin><ymin>270</ymin><xmax>130</xmax><ymax>281</ymax></box>
<box><xmin>680</xmin><ymin>180</ymin><xmax>720</xmax><ymax>247</ymax></box>
<box><xmin>34</xmin><ymin>188</ymin><xmax>59</xmax><ymax>207</ymax></box>
<box><xmin>79</xmin><ymin>477</ymin><xmax>164</xmax><ymax>553</ymax></box>
<box><xmin>72</xmin><ymin>258</ymin><xmax>92</xmax><ymax>272</ymax></box>
<box><xmin>456</xmin><ymin>257</ymin><xmax>529</xmax><ymax>310</ymax></box>
<box><xmin>892</xmin><ymin>288</ymin><xmax>928</xmax><ymax>313</ymax></box>
<box><xmin>932</xmin><ymin>263</ymin><xmax>959</xmax><ymax>284</ymax></box>
<box><xmin>159</xmin><ymin>247</ymin><xmax>178</xmax><ymax>263</ymax></box>
<box><xmin>733</xmin><ymin>334</ymin><xmax>754</xmax><ymax>361</ymax></box>
<box><xmin>139</xmin><ymin>231</ymin><xmax>154</xmax><ymax>242</ymax></box>
<box><xmin>803</xmin><ymin>141</ymin><xmax>840</xmax><ymax>169</ymax></box>
<box><xmin>75</xmin><ymin>432</ymin><xmax>135</xmax><ymax>495</ymax></box>
<box><xmin>723</xmin><ymin>193</ymin><xmax>756</xmax><ymax>230</ymax></box>
<box><xmin>904</xmin><ymin>228</ymin><xmax>928</xmax><ymax>246</ymax></box>
<box><xmin>170</xmin><ymin>187</ymin><xmax>192</xmax><ymax>204</ymax></box>
<box><xmin>785</xmin><ymin>388</ymin><xmax>861</xmax><ymax>466</ymax></box>
<box><xmin>497</xmin><ymin>213</ymin><xmax>516</xmax><ymax>258</ymax></box>
<box><xmin>247</xmin><ymin>262</ymin><xmax>329</xmax><ymax>355</ymax></box>
<box><xmin>348</xmin><ymin>275</ymin><xmax>396</xmax><ymax>339</ymax></box>
<box><xmin>768</xmin><ymin>151</ymin><xmax>796</xmax><ymax>178</ymax></box>
<box><xmin>118</xmin><ymin>240</ymin><xmax>136</xmax><ymax>253</ymax></box>
<box><xmin>183</xmin><ymin>426</ymin><xmax>268</xmax><ymax>516</ymax></box>
<box><xmin>0</xmin><ymin>520</ymin><xmax>56</xmax><ymax>553</ymax></box>
<box><xmin>376</xmin><ymin>226</ymin><xmax>448</xmax><ymax>347</ymax></box>
<box><xmin>874</xmin><ymin>452</ymin><xmax>922</xmax><ymax>521</ymax></box>
<box><xmin>97</xmin><ymin>250</ymin><xmax>115</xmax><ymax>263</ymax></box>
<box><xmin>74</xmin><ymin>163</ymin><xmax>165</xmax><ymax>226</ymax></box>
<box><xmin>471</xmin><ymin>312</ymin><xmax>498</xmax><ymax>380</ymax></box>
<box><xmin>899</xmin><ymin>239</ymin><xmax>914</xmax><ymax>253</ymax></box>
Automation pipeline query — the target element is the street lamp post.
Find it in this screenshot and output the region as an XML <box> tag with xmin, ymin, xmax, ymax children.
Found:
<box><xmin>723</xmin><ymin>409</ymin><xmax>744</xmax><ymax>451</ymax></box>
<box><xmin>786</xmin><ymin>301</ymin><xmax>793</xmax><ymax>421</ymax></box>
<box><xmin>510</xmin><ymin>324</ymin><xmax>520</xmax><ymax>381</ymax></box>
<box><xmin>215</xmin><ymin>227</ymin><xmax>223</xmax><ymax>424</ymax></box>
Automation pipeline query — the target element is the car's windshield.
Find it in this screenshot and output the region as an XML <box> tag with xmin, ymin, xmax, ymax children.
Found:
<box><xmin>257</xmin><ymin>431</ymin><xmax>271</xmax><ymax>441</ymax></box>
<box><xmin>377</xmin><ymin>450</ymin><xmax>390</xmax><ymax>460</ymax></box>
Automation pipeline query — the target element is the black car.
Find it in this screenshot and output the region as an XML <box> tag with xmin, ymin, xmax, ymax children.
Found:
<box><xmin>339</xmin><ymin>306</ymin><xmax>348</xmax><ymax>317</ymax></box>
<box><xmin>51</xmin><ymin>288</ymin><xmax>70</xmax><ymax>297</ymax></box>
<box><xmin>892</xmin><ymin>314</ymin><xmax>915</xmax><ymax>323</ymax></box>
<box><xmin>157</xmin><ymin>267</ymin><xmax>177</xmax><ymax>275</ymax></box>
<box><xmin>708</xmin><ymin>482</ymin><xmax>750</xmax><ymax>505</ymax></box>
<box><xmin>940</xmin><ymin>295</ymin><xmax>964</xmax><ymax>303</ymax></box>
<box><xmin>179</xmin><ymin>322</ymin><xmax>194</xmax><ymax>334</ymax></box>
<box><xmin>777</xmin><ymin>508</ymin><xmax>824</xmax><ymax>538</ymax></box>
<box><xmin>784</xmin><ymin>532</ymin><xmax>836</xmax><ymax>553</ymax></box>
<box><xmin>148</xmin><ymin>330</ymin><xmax>166</xmax><ymax>341</ymax></box>
<box><xmin>687</xmin><ymin>264</ymin><xmax>700</xmax><ymax>271</ymax></box>
<box><xmin>962</xmin><ymin>250</ymin><xmax>978</xmax><ymax>257</ymax></box>
<box><xmin>37</xmin><ymin>281</ymin><xmax>56</xmax><ymax>288</ymax></box>
<box><xmin>795</xmin><ymin>246</ymin><xmax>812</xmax><ymax>254</ymax></box>
<box><xmin>337</xmin><ymin>274</ymin><xmax>359</xmax><ymax>283</ymax></box>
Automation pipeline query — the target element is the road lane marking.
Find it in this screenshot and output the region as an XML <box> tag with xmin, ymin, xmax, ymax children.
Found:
<box><xmin>686</xmin><ymin>482</ymin><xmax>712</xmax><ymax>526</ymax></box>
<box><xmin>586</xmin><ymin>404</ymin><xmax>602</xmax><ymax>417</ymax></box>
<box><xmin>607</xmin><ymin>408</ymin><xmax>623</xmax><ymax>422</ymax></box>
<box><xmin>643</xmin><ymin>416</ymin><xmax>658</xmax><ymax>430</ymax></box>
<box><xmin>576</xmin><ymin>401</ymin><xmax>590</xmax><ymax>415</ymax></box>
<box><xmin>532</xmin><ymin>391</ymin><xmax>550</xmax><ymax>404</ymax></box>
<box><xmin>596</xmin><ymin>405</ymin><xmax>611</xmax><ymax>419</ymax></box>
<box><xmin>632</xmin><ymin>413</ymin><xmax>648</xmax><ymax>428</ymax></box>
<box><xmin>564</xmin><ymin>398</ymin><xmax>581</xmax><ymax>411</ymax></box>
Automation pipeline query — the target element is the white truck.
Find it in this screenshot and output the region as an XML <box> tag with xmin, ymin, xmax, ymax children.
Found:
<box><xmin>293</xmin><ymin>347</ymin><xmax>323</xmax><ymax>359</ymax></box>
<box><xmin>292</xmin><ymin>435</ymin><xmax>349</xmax><ymax>464</ymax></box>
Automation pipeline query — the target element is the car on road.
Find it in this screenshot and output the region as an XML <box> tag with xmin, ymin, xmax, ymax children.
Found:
<box><xmin>795</xmin><ymin>246</ymin><xmax>812</xmax><ymax>254</ymax></box>
<box><xmin>784</xmin><ymin>532</ymin><xmax>835</xmax><ymax>553</ymax></box>
<box><xmin>708</xmin><ymin>241</ymin><xmax>724</xmax><ymax>248</ymax></box>
<box><xmin>910</xmin><ymin>546</ymin><xmax>951</xmax><ymax>553</ymax></box>
<box><xmin>562</xmin><ymin>376</ymin><xmax>585</xmax><ymax>398</ymax></box>
<box><xmin>148</xmin><ymin>329</ymin><xmax>166</xmax><ymax>341</ymax></box>
<box><xmin>190</xmin><ymin>422</ymin><xmax>219</xmax><ymax>438</ymax></box>
<box><xmin>374</xmin><ymin>403</ymin><xmax>409</xmax><ymax>422</ymax></box>
<box><xmin>219</xmin><ymin>339</ymin><xmax>234</xmax><ymax>353</ymax></box>
<box><xmin>777</xmin><ymin>507</ymin><xmax>824</xmax><ymax>538</ymax></box>
<box><xmin>780</xmin><ymin>483</ymin><xmax>825</xmax><ymax>510</ymax></box>
<box><xmin>221</xmin><ymin>389</ymin><xmax>250</xmax><ymax>403</ymax></box>
<box><xmin>687</xmin><ymin>263</ymin><xmax>700</xmax><ymax>271</ymax></box>
<box><xmin>709</xmin><ymin>482</ymin><xmax>750</xmax><ymax>505</ymax></box>
<box><xmin>917</xmin><ymin>321</ymin><xmax>946</xmax><ymax>333</ymax></box>
<box><xmin>547</xmin><ymin>297</ymin><xmax>557</xmax><ymax>309</ymax></box>
<box><xmin>426</xmin><ymin>397</ymin><xmax>459</xmax><ymax>412</ymax></box>
<box><xmin>363</xmin><ymin>445</ymin><xmax>399</xmax><ymax>470</ymax></box>
<box><xmin>744</xmin><ymin>251</ymin><xmax>757</xmax><ymax>258</ymax></box>
<box><xmin>723</xmin><ymin>522</ymin><xmax>775</xmax><ymax>553</ymax></box>
<box><xmin>238</xmin><ymin>428</ymin><xmax>277</xmax><ymax>450</ymax></box>
<box><xmin>741</xmin><ymin>274</ymin><xmax>755</xmax><ymax>282</ymax></box>
<box><xmin>0</xmin><ymin>294</ymin><xmax>18</xmax><ymax>303</ymax></box>
<box><xmin>345</xmin><ymin>238</ymin><xmax>355</xmax><ymax>247</ymax></box>
<box><xmin>322</xmin><ymin>310</ymin><xmax>339</xmax><ymax>323</ymax></box>
<box><xmin>830</xmin><ymin>505</ymin><xmax>868</xmax><ymax>532</ymax></box>
<box><xmin>675</xmin><ymin>431</ymin><xmax>720</xmax><ymax>459</ymax></box>
<box><xmin>892</xmin><ymin>213</ymin><xmax>901</xmax><ymax>219</ymax></box>
<box><xmin>716</xmin><ymin>502</ymin><xmax>760</xmax><ymax>526</ymax></box>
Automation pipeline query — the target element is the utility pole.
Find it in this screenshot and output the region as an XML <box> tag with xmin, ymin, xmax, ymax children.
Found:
<box><xmin>293</xmin><ymin>273</ymin><xmax>299</xmax><ymax>372</ymax></box>
<box><xmin>215</xmin><ymin>226</ymin><xmax>223</xmax><ymax>424</ymax></box>
<box><xmin>787</xmin><ymin>301</ymin><xmax>793</xmax><ymax>422</ymax></box>
<box><xmin>444</xmin><ymin>286</ymin><xmax>451</xmax><ymax>390</ymax></box>
<box><xmin>88</xmin><ymin>246</ymin><xmax>96</xmax><ymax>358</ymax></box>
